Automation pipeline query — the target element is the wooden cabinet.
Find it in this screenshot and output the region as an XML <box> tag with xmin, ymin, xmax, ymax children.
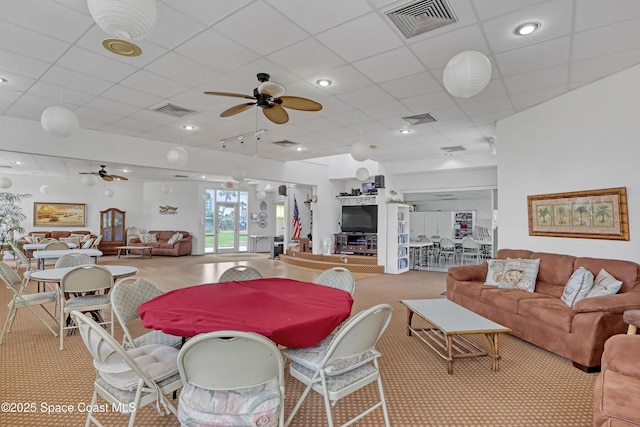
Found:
<box><xmin>99</xmin><ymin>208</ymin><xmax>125</xmax><ymax>255</ymax></box>
<box><xmin>334</xmin><ymin>233</ymin><xmax>377</xmax><ymax>256</ymax></box>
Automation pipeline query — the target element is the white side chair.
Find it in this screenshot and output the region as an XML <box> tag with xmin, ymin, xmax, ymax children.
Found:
<box><xmin>314</xmin><ymin>267</ymin><xmax>356</xmax><ymax>296</ymax></box>
<box><xmin>58</xmin><ymin>264</ymin><xmax>113</xmax><ymax>350</ymax></box>
<box><xmin>70</xmin><ymin>310</ymin><xmax>180</xmax><ymax>427</ymax></box>
<box><xmin>438</xmin><ymin>237</ymin><xmax>456</xmax><ymax>265</ymax></box>
<box><xmin>177</xmin><ymin>330</ymin><xmax>285</xmax><ymax>427</ymax></box>
<box><xmin>54</xmin><ymin>253</ymin><xmax>94</xmax><ymax>268</ymax></box>
<box><xmin>0</xmin><ymin>261</ymin><xmax>58</xmax><ymax>344</ymax></box>
<box><xmin>111</xmin><ymin>278</ymin><xmax>181</xmax><ymax>349</ymax></box>
<box><xmin>283</xmin><ymin>303</ymin><xmax>393</xmax><ymax>427</ymax></box>
<box><xmin>460</xmin><ymin>237</ymin><xmax>480</xmax><ymax>265</ymax></box>
<box><xmin>219</xmin><ymin>266</ymin><xmax>263</xmax><ymax>282</ymax></box>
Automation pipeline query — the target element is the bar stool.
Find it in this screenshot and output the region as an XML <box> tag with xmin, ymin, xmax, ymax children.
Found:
<box><xmin>623</xmin><ymin>309</ymin><xmax>640</xmax><ymax>334</ymax></box>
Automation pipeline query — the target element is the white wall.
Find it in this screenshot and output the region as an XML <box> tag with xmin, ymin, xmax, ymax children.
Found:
<box><xmin>497</xmin><ymin>64</ymin><xmax>640</xmax><ymax>261</ymax></box>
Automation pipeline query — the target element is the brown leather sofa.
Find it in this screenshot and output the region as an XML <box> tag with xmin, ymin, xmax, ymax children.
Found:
<box><xmin>128</xmin><ymin>230</ymin><xmax>192</xmax><ymax>256</ymax></box>
<box><xmin>593</xmin><ymin>311</ymin><xmax>640</xmax><ymax>427</ymax></box>
<box><xmin>446</xmin><ymin>249</ymin><xmax>640</xmax><ymax>371</ymax></box>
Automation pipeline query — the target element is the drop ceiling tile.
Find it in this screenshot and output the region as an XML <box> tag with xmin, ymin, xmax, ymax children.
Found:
<box><xmin>214</xmin><ymin>2</ymin><xmax>307</xmax><ymax>56</ymax></box>
<box><xmin>3</xmin><ymin>1</ymin><xmax>91</xmax><ymax>43</ymax></box>
<box><xmin>326</xmin><ymin>110</ymin><xmax>373</xmax><ymax>126</ymax></box>
<box><xmin>111</xmin><ymin>117</ymin><xmax>160</xmax><ymax>132</ymax></box>
<box><xmin>494</xmin><ymin>37</ymin><xmax>570</xmax><ymax>77</ymax></box>
<box><xmin>0</xmin><ymin>72</ymin><xmax>35</xmax><ymax>92</ymax></box>
<box><xmin>459</xmin><ymin>96</ymin><xmax>512</xmax><ymax>116</ymax></box>
<box><xmin>353</xmin><ymin>47</ymin><xmax>426</xmax><ymax>83</ymax></box>
<box><xmin>317</xmin><ymin>13</ymin><xmax>403</xmax><ymax>62</ymax></box>
<box><xmin>100</xmin><ymin>84</ymin><xmax>164</xmax><ymax>109</ymax></box>
<box><xmin>380</xmin><ymin>72</ymin><xmax>442</xmax><ymax>99</ymax></box>
<box><xmin>337</xmin><ymin>85</ymin><xmax>395</xmax><ymax>109</ymax></box>
<box><xmin>570</xmin><ymin>48</ymin><xmax>640</xmax><ymax>83</ymax></box>
<box><xmin>305</xmin><ymin>65</ymin><xmax>373</xmax><ymax>95</ymax></box>
<box><xmin>144</xmin><ymin>52</ymin><xmax>219</xmax><ymax>86</ymax></box>
<box><xmin>574</xmin><ymin>0</ymin><xmax>640</xmax><ymax>32</ymax></box>
<box><xmin>482</xmin><ymin>1</ymin><xmax>572</xmax><ymax>53</ymax></box>
<box><xmin>0</xmin><ymin>87</ymin><xmax>21</xmax><ymax>103</ymax></box>
<box><xmin>41</xmin><ymin>65</ymin><xmax>114</xmax><ymax>95</ymax></box>
<box><xmin>503</xmin><ymin>65</ymin><xmax>569</xmax><ymax>95</ymax></box>
<box><xmin>410</xmin><ymin>25</ymin><xmax>489</xmax><ymax>70</ymax></box>
<box><xmin>469</xmin><ymin>110</ymin><xmax>514</xmax><ymax>126</ymax></box>
<box><xmin>75</xmin><ymin>106</ymin><xmax>123</xmax><ymax>124</ymax></box>
<box><xmin>83</xmin><ymin>97</ymin><xmax>141</xmax><ymax>117</ymax></box>
<box><xmin>0</xmin><ymin>21</ymin><xmax>70</xmax><ymax>63</ymax></box>
<box><xmin>27</xmin><ymin>81</ymin><xmax>94</xmax><ymax>105</ymax></box>
<box><xmin>175</xmin><ymin>29</ymin><xmax>258</xmax><ymax>73</ymax></box>
<box><xmin>572</xmin><ymin>18</ymin><xmax>640</xmax><ymax>62</ymax></box>
<box><xmin>361</xmin><ymin>100</ymin><xmax>414</xmax><ymax>121</ymax></box>
<box><xmin>0</xmin><ymin>49</ymin><xmax>50</xmax><ymax>79</ymax></box>
<box><xmin>401</xmin><ymin>90</ymin><xmax>456</xmax><ymax>112</ymax></box>
<box><xmin>473</xmin><ymin>0</ymin><xmax>549</xmax><ymax>21</ymax></box>
<box><xmin>145</xmin><ymin>2</ymin><xmax>207</xmax><ymax>49</ymax></box>
<box><xmin>164</xmin><ymin>0</ymin><xmax>253</xmax><ymax>26</ymax></box>
<box><xmin>119</xmin><ymin>70</ymin><xmax>189</xmax><ymax>98</ymax></box>
<box><xmin>509</xmin><ymin>85</ymin><xmax>568</xmax><ymax>110</ymax></box>
<box><xmin>267</xmin><ymin>0</ymin><xmax>372</xmax><ymax>34</ymax></box>
<box><xmin>57</xmin><ymin>46</ymin><xmax>139</xmax><ymax>83</ymax></box>
<box><xmin>267</xmin><ymin>38</ymin><xmax>346</xmax><ymax>78</ymax></box>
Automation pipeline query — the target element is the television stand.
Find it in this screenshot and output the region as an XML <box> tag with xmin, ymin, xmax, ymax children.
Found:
<box><xmin>334</xmin><ymin>233</ymin><xmax>377</xmax><ymax>256</ymax></box>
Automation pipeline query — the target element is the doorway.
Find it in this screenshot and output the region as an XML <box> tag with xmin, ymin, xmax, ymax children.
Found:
<box><xmin>204</xmin><ymin>189</ymin><xmax>248</xmax><ymax>253</ymax></box>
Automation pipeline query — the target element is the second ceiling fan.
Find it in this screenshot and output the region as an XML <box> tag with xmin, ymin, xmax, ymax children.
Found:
<box><xmin>205</xmin><ymin>73</ymin><xmax>322</xmax><ymax>124</ymax></box>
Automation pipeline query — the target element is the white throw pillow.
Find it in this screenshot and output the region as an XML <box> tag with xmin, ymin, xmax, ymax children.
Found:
<box><xmin>167</xmin><ymin>233</ymin><xmax>182</xmax><ymax>245</ymax></box>
<box><xmin>23</xmin><ymin>236</ymin><xmax>33</xmax><ymax>243</ymax></box>
<box><xmin>498</xmin><ymin>258</ymin><xmax>540</xmax><ymax>292</ymax></box>
<box><xmin>485</xmin><ymin>259</ymin><xmax>506</xmax><ymax>286</ymax></box>
<box><xmin>561</xmin><ymin>267</ymin><xmax>594</xmax><ymax>307</ymax></box>
<box><xmin>585</xmin><ymin>269</ymin><xmax>623</xmax><ymax>298</ymax></box>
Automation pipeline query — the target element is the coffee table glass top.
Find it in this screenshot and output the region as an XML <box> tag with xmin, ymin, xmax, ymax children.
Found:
<box><xmin>400</xmin><ymin>299</ymin><xmax>509</xmax><ymax>334</ymax></box>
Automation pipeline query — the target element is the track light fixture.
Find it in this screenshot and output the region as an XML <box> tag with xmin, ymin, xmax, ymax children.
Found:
<box><xmin>220</xmin><ymin>129</ymin><xmax>267</xmax><ymax>147</ymax></box>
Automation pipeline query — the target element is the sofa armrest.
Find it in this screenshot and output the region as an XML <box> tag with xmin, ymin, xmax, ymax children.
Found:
<box><xmin>130</xmin><ymin>237</ymin><xmax>142</xmax><ymax>244</ymax></box>
<box><xmin>573</xmin><ymin>291</ymin><xmax>640</xmax><ymax>314</ymax></box>
<box><xmin>174</xmin><ymin>236</ymin><xmax>192</xmax><ymax>255</ymax></box>
<box><xmin>447</xmin><ymin>263</ymin><xmax>488</xmax><ymax>282</ymax></box>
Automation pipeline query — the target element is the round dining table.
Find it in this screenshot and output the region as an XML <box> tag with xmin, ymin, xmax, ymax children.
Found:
<box><xmin>139</xmin><ymin>278</ymin><xmax>354</xmax><ymax>348</ymax></box>
<box><xmin>29</xmin><ymin>265</ymin><xmax>138</xmax><ymax>283</ymax></box>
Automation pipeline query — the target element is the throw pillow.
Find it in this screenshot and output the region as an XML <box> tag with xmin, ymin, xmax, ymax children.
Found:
<box><xmin>485</xmin><ymin>259</ymin><xmax>507</xmax><ymax>286</ymax></box>
<box><xmin>498</xmin><ymin>258</ymin><xmax>540</xmax><ymax>292</ymax></box>
<box><xmin>167</xmin><ymin>233</ymin><xmax>182</xmax><ymax>245</ymax></box>
<box><xmin>561</xmin><ymin>267</ymin><xmax>594</xmax><ymax>307</ymax></box>
<box><xmin>138</xmin><ymin>233</ymin><xmax>150</xmax><ymax>243</ymax></box>
<box><xmin>23</xmin><ymin>236</ymin><xmax>33</xmax><ymax>244</ymax></box>
<box><xmin>585</xmin><ymin>269</ymin><xmax>623</xmax><ymax>298</ymax></box>
<box><xmin>146</xmin><ymin>233</ymin><xmax>157</xmax><ymax>243</ymax></box>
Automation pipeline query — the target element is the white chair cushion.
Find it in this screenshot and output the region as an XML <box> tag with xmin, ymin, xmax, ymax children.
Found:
<box><xmin>283</xmin><ymin>335</ymin><xmax>381</xmax><ymax>376</ymax></box>
<box><xmin>64</xmin><ymin>294</ymin><xmax>110</xmax><ymax>310</ymax></box>
<box><xmin>178</xmin><ymin>378</ymin><xmax>281</xmax><ymax>427</ymax></box>
<box><xmin>98</xmin><ymin>344</ymin><xmax>179</xmax><ymax>390</ymax></box>
<box><xmin>290</xmin><ymin>362</ymin><xmax>378</xmax><ymax>393</ymax></box>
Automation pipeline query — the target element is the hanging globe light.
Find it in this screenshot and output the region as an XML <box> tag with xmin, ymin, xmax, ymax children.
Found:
<box><xmin>443</xmin><ymin>50</ymin><xmax>492</xmax><ymax>98</ymax></box>
<box><xmin>167</xmin><ymin>146</ymin><xmax>188</xmax><ymax>167</ymax></box>
<box><xmin>104</xmin><ymin>188</ymin><xmax>115</xmax><ymax>197</ymax></box>
<box><xmin>87</xmin><ymin>0</ymin><xmax>157</xmax><ymax>41</ymax></box>
<box><xmin>40</xmin><ymin>185</ymin><xmax>50</xmax><ymax>194</ymax></box>
<box><xmin>0</xmin><ymin>177</ymin><xmax>13</xmax><ymax>188</ymax></box>
<box><xmin>355</xmin><ymin>167</ymin><xmax>369</xmax><ymax>181</ymax></box>
<box><xmin>257</xmin><ymin>190</ymin><xmax>266</xmax><ymax>200</ymax></box>
<box><xmin>231</xmin><ymin>168</ymin><xmax>246</xmax><ymax>182</ymax></box>
<box><xmin>41</xmin><ymin>106</ymin><xmax>79</xmax><ymax>137</ymax></box>
<box><xmin>81</xmin><ymin>174</ymin><xmax>98</xmax><ymax>187</ymax></box>
<box><xmin>351</xmin><ymin>141</ymin><xmax>372</xmax><ymax>162</ymax></box>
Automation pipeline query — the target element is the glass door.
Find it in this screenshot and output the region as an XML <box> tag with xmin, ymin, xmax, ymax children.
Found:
<box><xmin>215</xmin><ymin>203</ymin><xmax>237</xmax><ymax>253</ymax></box>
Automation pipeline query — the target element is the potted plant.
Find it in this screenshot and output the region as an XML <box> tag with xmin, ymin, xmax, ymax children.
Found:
<box><xmin>0</xmin><ymin>192</ymin><xmax>31</xmax><ymax>260</ymax></box>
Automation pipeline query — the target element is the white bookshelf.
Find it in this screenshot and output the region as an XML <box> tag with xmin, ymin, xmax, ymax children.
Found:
<box><xmin>386</xmin><ymin>204</ymin><xmax>410</xmax><ymax>274</ymax></box>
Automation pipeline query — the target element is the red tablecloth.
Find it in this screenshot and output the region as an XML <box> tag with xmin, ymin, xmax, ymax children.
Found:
<box><xmin>138</xmin><ymin>278</ymin><xmax>354</xmax><ymax>348</ymax></box>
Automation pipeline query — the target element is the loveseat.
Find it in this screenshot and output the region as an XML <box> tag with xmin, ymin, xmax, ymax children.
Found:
<box><xmin>128</xmin><ymin>230</ymin><xmax>192</xmax><ymax>257</ymax></box>
<box><xmin>446</xmin><ymin>249</ymin><xmax>640</xmax><ymax>371</ymax></box>
<box><xmin>16</xmin><ymin>230</ymin><xmax>96</xmax><ymax>251</ymax></box>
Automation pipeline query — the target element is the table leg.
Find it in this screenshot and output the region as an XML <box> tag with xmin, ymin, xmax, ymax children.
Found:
<box><xmin>406</xmin><ymin>308</ymin><xmax>414</xmax><ymax>336</ymax></box>
<box><xmin>446</xmin><ymin>335</ymin><xmax>454</xmax><ymax>375</ymax></box>
<box><xmin>485</xmin><ymin>333</ymin><xmax>502</xmax><ymax>371</ymax></box>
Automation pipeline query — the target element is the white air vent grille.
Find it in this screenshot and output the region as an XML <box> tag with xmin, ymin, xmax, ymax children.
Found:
<box><xmin>0</xmin><ymin>165</ymin><xmax>12</xmax><ymax>168</ymax></box>
<box><xmin>153</xmin><ymin>103</ymin><xmax>196</xmax><ymax>117</ymax></box>
<box><xmin>387</xmin><ymin>0</ymin><xmax>457</xmax><ymax>39</ymax></box>
<box><xmin>271</xmin><ymin>140</ymin><xmax>299</xmax><ymax>148</ymax></box>
<box><xmin>440</xmin><ymin>145</ymin><xmax>466</xmax><ymax>153</ymax></box>
<box><xmin>174</xmin><ymin>174</ymin><xmax>189</xmax><ymax>178</ymax></box>
<box><xmin>402</xmin><ymin>112</ymin><xmax>437</xmax><ymax>125</ymax></box>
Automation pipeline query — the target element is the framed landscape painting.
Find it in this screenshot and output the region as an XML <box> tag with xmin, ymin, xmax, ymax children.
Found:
<box><xmin>527</xmin><ymin>187</ymin><xmax>628</xmax><ymax>240</ymax></box>
<box><xmin>34</xmin><ymin>202</ymin><xmax>87</xmax><ymax>227</ymax></box>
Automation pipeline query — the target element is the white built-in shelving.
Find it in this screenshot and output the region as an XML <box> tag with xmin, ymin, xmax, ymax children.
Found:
<box><xmin>386</xmin><ymin>204</ymin><xmax>410</xmax><ymax>274</ymax></box>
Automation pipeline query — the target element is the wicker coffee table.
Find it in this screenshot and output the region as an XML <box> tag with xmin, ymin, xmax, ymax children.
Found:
<box><xmin>400</xmin><ymin>299</ymin><xmax>511</xmax><ymax>374</ymax></box>
<box><xmin>116</xmin><ymin>246</ymin><xmax>152</xmax><ymax>259</ymax></box>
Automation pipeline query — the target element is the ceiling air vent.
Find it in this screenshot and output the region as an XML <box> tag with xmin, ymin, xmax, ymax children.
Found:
<box><xmin>386</xmin><ymin>0</ymin><xmax>458</xmax><ymax>39</ymax></box>
<box><xmin>0</xmin><ymin>165</ymin><xmax>12</xmax><ymax>168</ymax></box>
<box><xmin>153</xmin><ymin>103</ymin><xmax>196</xmax><ymax>118</ymax></box>
<box><xmin>271</xmin><ymin>140</ymin><xmax>300</xmax><ymax>148</ymax></box>
<box><xmin>402</xmin><ymin>112</ymin><xmax>437</xmax><ymax>125</ymax></box>
<box><xmin>174</xmin><ymin>174</ymin><xmax>189</xmax><ymax>178</ymax></box>
<box><xmin>440</xmin><ymin>145</ymin><xmax>466</xmax><ymax>153</ymax></box>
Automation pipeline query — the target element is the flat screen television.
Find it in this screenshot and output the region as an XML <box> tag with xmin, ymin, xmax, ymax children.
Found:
<box><xmin>341</xmin><ymin>205</ymin><xmax>378</xmax><ymax>233</ymax></box>
<box><xmin>362</xmin><ymin>182</ymin><xmax>375</xmax><ymax>193</ymax></box>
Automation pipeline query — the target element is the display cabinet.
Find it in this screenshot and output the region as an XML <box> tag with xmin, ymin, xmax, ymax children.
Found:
<box><xmin>99</xmin><ymin>208</ymin><xmax>125</xmax><ymax>255</ymax></box>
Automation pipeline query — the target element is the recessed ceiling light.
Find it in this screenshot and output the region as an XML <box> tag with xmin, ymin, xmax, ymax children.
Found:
<box><xmin>398</xmin><ymin>129</ymin><xmax>412</xmax><ymax>135</ymax></box>
<box><xmin>201</xmin><ymin>175</ymin><xmax>206</xmax><ymax>179</ymax></box>
<box><xmin>0</xmin><ymin>77</ymin><xmax>7</xmax><ymax>83</ymax></box>
<box><xmin>102</xmin><ymin>38</ymin><xmax>142</xmax><ymax>56</ymax></box>
<box><xmin>14</xmin><ymin>161</ymin><xmax>22</xmax><ymax>165</ymax></box>
<box><xmin>294</xmin><ymin>146</ymin><xmax>305</xmax><ymax>151</ymax></box>
<box><xmin>316</xmin><ymin>79</ymin><xmax>332</xmax><ymax>87</ymax></box>
<box><xmin>443</xmin><ymin>153</ymin><xmax>454</xmax><ymax>157</ymax></box>
<box><xmin>182</xmin><ymin>124</ymin><xmax>196</xmax><ymax>130</ymax></box>
<box><xmin>515</xmin><ymin>22</ymin><xmax>540</xmax><ymax>36</ymax></box>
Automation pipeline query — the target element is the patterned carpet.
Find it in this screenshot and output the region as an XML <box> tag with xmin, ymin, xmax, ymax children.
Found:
<box><xmin>0</xmin><ymin>256</ymin><xmax>597</xmax><ymax>426</ymax></box>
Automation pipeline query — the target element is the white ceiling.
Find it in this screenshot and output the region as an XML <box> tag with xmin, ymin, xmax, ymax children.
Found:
<box><xmin>1</xmin><ymin>0</ymin><xmax>640</xmax><ymax>182</ymax></box>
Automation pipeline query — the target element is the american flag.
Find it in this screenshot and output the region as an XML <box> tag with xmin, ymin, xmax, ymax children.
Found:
<box><xmin>292</xmin><ymin>196</ymin><xmax>302</xmax><ymax>238</ymax></box>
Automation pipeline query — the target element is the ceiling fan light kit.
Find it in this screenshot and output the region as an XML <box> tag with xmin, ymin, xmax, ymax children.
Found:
<box><xmin>443</xmin><ymin>50</ymin><xmax>492</xmax><ymax>98</ymax></box>
<box><xmin>79</xmin><ymin>165</ymin><xmax>128</xmax><ymax>182</ymax></box>
<box><xmin>205</xmin><ymin>73</ymin><xmax>322</xmax><ymax>125</ymax></box>
<box><xmin>41</xmin><ymin>106</ymin><xmax>79</xmax><ymax>137</ymax></box>
<box><xmin>87</xmin><ymin>0</ymin><xmax>157</xmax><ymax>41</ymax></box>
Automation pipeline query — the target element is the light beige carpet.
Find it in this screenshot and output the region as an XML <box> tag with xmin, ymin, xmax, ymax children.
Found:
<box><xmin>0</xmin><ymin>255</ymin><xmax>597</xmax><ymax>426</ymax></box>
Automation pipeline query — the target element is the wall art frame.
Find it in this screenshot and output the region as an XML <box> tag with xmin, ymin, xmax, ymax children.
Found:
<box><xmin>34</xmin><ymin>202</ymin><xmax>87</xmax><ymax>227</ymax></box>
<box><xmin>527</xmin><ymin>187</ymin><xmax>628</xmax><ymax>240</ymax></box>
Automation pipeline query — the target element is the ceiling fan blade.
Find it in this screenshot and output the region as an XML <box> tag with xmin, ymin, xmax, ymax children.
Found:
<box><xmin>263</xmin><ymin>104</ymin><xmax>289</xmax><ymax>124</ymax></box>
<box><xmin>220</xmin><ymin>103</ymin><xmax>256</xmax><ymax>118</ymax></box>
<box><xmin>101</xmin><ymin>175</ymin><xmax>114</xmax><ymax>182</ymax></box>
<box><xmin>204</xmin><ymin>91</ymin><xmax>255</xmax><ymax>100</ymax></box>
<box><xmin>109</xmin><ymin>175</ymin><xmax>128</xmax><ymax>181</ymax></box>
<box><xmin>279</xmin><ymin>96</ymin><xmax>322</xmax><ymax>111</ymax></box>
<box><xmin>78</xmin><ymin>172</ymin><xmax>99</xmax><ymax>175</ymax></box>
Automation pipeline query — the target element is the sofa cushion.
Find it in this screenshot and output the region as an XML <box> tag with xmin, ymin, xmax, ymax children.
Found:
<box><xmin>139</xmin><ymin>233</ymin><xmax>157</xmax><ymax>244</ymax></box>
<box><xmin>561</xmin><ymin>267</ymin><xmax>594</xmax><ymax>307</ymax></box>
<box><xmin>498</xmin><ymin>258</ymin><xmax>540</xmax><ymax>292</ymax></box>
<box><xmin>485</xmin><ymin>259</ymin><xmax>507</xmax><ymax>286</ymax></box>
<box><xmin>586</xmin><ymin>269</ymin><xmax>623</xmax><ymax>298</ymax></box>
<box><xmin>448</xmin><ymin>281</ymin><xmax>486</xmax><ymax>301</ymax></box>
<box><xmin>518</xmin><ymin>298</ymin><xmax>574</xmax><ymax>332</ymax></box>
<box><xmin>596</xmin><ymin>369</ymin><xmax>640</xmax><ymax>426</ymax></box>
<box><xmin>480</xmin><ymin>288</ymin><xmax>551</xmax><ymax>313</ymax></box>
<box><xmin>603</xmin><ymin>335</ymin><xmax>640</xmax><ymax>378</ymax></box>
<box><xmin>533</xmin><ymin>252</ymin><xmax>577</xmax><ymax>287</ymax></box>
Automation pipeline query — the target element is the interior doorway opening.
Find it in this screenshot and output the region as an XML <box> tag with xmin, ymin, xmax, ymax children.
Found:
<box><xmin>204</xmin><ymin>189</ymin><xmax>248</xmax><ymax>253</ymax></box>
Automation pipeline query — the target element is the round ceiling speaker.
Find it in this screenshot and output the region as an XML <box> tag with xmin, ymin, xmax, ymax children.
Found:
<box><xmin>0</xmin><ymin>177</ymin><xmax>13</xmax><ymax>188</ymax></box>
<box><xmin>231</xmin><ymin>168</ymin><xmax>246</xmax><ymax>182</ymax></box>
<box><xmin>41</xmin><ymin>105</ymin><xmax>79</xmax><ymax>137</ymax></box>
<box><xmin>104</xmin><ymin>188</ymin><xmax>115</xmax><ymax>197</ymax></box>
<box><xmin>81</xmin><ymin>174</ymin><xmax>98</xmax><ymax>187</ymax></box>
<box><xmin>355</xmin><ymin>167</ymin><xmax>369</xmax><ymax>181</ymax></box>
<box><xmin>40</xmin><ymin>185</ymin><xmax>50</xmax><ymax>194</ymax></box>
<box><xmin>351</xmin><ymin>141</ymin><xmax>372</xmax><ymax>162</ymax></box>
<box><xmin>87</xmin><ymin>0</ymin><xmax>157</xmax><ymax>41</ymax></box>
<box><xmin>167</xmin><ymin>146</ymin><xmax>188</xmax><ymax>167</ymax></box>
<box><xmin>443</xmin><ymin>50</ymin><xmax>492</xmax><ymax>98</ymax></box>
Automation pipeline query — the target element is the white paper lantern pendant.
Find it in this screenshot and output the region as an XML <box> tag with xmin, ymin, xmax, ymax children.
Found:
<box><xmin>167</xmin><ymin>146</ymin><xmax>188</xmax><ymax>167</ymax></box>
<box><xmin>355</xmin><ymin>167</ymin><xmax>369</xmax><ymax>181</ymax></box>
<box><xmin>0</xmin><ymin>177</ymin><xmax>13</xmax><ymax>189</ymax></box>
<box><xmin>443</xmin><ymin>51</ymin><xmax>492</xmax><ymax>98</ymax></box>
<box><xmin>351</xmin><ymin>141</ymin><xmax>372</xmax><ymax>162</ymax></box>
<box><xmin>87</xmin><ymin>0</ymin><xmax>157</xmax><ymax>41</ymax></box>
<box><xmin>41</xmin><ymin>106</ymin><xmax>79</xmax><ymax>137</ymax></box>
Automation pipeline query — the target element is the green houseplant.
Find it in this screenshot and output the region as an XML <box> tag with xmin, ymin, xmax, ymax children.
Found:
<box><xmin>0</xmin><ymin>192</ymin><xmax>31</xmax><ymax>259</ymax></box>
